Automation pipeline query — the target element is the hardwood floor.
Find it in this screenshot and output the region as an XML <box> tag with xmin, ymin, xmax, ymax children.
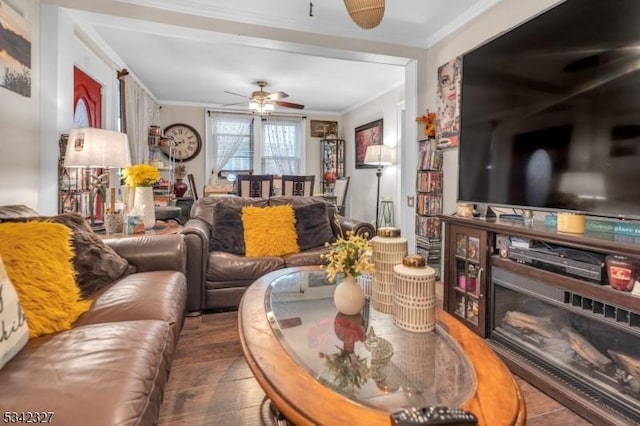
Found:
<box><xmin>159</xmin><ymin>309</ymin><xmax>592</xmax><ymax>426</ymax></box>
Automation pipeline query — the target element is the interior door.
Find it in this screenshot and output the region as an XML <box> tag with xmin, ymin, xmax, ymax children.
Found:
<box><xmin>73</xmin><ymin>66</ymin><xmax>102</xmax><ymax>128</ymax></box>
<box><xmin>73</xmin><ymin>67</ymin><xmax>104</xmax><ymax>220</ymax></box>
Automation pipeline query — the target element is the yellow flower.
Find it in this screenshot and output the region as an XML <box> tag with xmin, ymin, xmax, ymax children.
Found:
<box><xmin>321</xmin><ymin>231</ymin><xmax>374</xmax><ymax>283</ymax></box>
<box><xmin>122</xmin><ymin>164</ymin><xmax>161</xmax><ymax>187</ymax></box>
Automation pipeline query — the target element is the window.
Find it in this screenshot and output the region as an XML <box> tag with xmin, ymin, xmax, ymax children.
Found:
<box><xmin>207</xmin><ymin>111</ymin><xmax>304</xmax><ymax>177</ymax></box>
<box><xmin>262</xmin><ymin>116</ymin><xmax>302</xmax><ymax>175</ymax></box>
<box><xmin>209</xmin><ymin>112</ymin><xmax>254</xmax><ymax>175</ymax></box>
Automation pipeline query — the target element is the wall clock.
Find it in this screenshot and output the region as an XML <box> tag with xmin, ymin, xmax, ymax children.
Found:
<box><xmin>162</xmin><ymin>123</ymin><xmax>202</xmax><ymax>162</ymax></box>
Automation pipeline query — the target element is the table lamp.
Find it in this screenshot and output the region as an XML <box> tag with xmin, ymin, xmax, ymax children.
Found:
<box><xmin>364</xmin><ymin>144</ymin><xmax>394</xmax><ymax>230</ymax></box>
<box><xmin>64</xmin><ymin>128</ymin><xmax>131</xmax><ymax>227</ymax></box>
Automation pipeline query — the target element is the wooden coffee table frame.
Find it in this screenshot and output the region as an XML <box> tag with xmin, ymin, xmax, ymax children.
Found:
<box><xmin>239</xmin><ymin>267</ymin><xmax>526</xmax><ymax>426</ymax></box>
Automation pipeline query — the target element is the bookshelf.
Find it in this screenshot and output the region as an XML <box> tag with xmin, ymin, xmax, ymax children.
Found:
<box><xmin>415</xmin><ymin>137</ymin><xmax>443</xmax><ymax>278</ymax></box>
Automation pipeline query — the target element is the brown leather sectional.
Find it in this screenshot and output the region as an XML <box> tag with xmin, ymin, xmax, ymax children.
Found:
<box><xmin>0</xmin><ymin>206</ymin><xmax>187</xmax><ymax>426</ymax></box>
<box><xmin>181</xmin><ymin>195</ymin><xmax>375</xmax><ymax>313</ymax></box>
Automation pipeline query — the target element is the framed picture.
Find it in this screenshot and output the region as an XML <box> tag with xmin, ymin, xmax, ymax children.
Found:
<box><xmin>0</xmin><ymin>2</ymin><xmax>32</xmax><ymax>97</ymax></box>
<box><xmin>355</xmin><ymin>119</ymin><xmax>383</xmax><ymax>169</ymax></box>
<box><xmin>310</xmin><ymin>120</ymin><xmax>338</xmax><ymax>138</ymax></box>
<box><xmin>436</xmin><ymin>56</ymin><xmax>462</xmax><ymax>148</ymax></box>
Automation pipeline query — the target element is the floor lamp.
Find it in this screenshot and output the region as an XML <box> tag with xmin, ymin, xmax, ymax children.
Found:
<box><xmin>65</xmin><ymin>128</ymin><xmax>131</xmax><ymax>227</ymax></box>
<box><xmin>364</xmin><ymin>144</ymin><xmax>394</xmax><ymax>230</ymax></box>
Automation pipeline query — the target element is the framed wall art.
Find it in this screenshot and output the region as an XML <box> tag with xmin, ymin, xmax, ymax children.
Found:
<box><xmin>355</xmin><ymin>118</ymin><xmax>383</xmax><ymax>169</ymax></box>
<box><xmin>310</xmin><ymin>120</ymin><xmax>338</xmax><ymax>138</ymax></box>
<box><xmin>0</xmin><ymin>1</ymin><xmax>31</xmax><ymax>97</ymax></box>
<box><xmin>436</xmin><ymin>56</ymin><xmax>462</xmax><ymax>148</ymax></box>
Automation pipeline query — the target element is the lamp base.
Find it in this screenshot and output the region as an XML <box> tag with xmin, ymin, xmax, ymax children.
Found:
<box><xmin>374</xmin><ymin>167</ymin><xmax>382</xmax><ymax>230</ymax></box>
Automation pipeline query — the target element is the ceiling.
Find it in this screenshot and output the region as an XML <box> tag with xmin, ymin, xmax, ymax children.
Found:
<box><xmin>62</xmin><ymin>0</ymin><xmax>501</xmax><ymax>114</ymax></box>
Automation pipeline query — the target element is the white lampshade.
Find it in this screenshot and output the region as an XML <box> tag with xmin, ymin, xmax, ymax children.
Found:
<box><xmin>364</xmin><ymin>144</ymin><xmax>395</xmax><ymax>166</ymax></box>
<box><xmin>65</xmin><ymin>128</ymin><xmax>131</xmax><ymax>168</ymax></box>
<box><xmin>344</xmin><ymin>0</ymin><xmax>385</xmax><ymax>29</ymax></box>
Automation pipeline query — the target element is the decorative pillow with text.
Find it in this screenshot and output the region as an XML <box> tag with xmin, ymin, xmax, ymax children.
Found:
<box><xmin>0</xmin><ymin>255</ymin><xmax>28</xmax><ymax>369</ymax></box>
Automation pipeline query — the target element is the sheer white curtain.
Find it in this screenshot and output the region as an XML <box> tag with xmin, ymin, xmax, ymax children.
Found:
<box><xmin>207</xmin><ymin>111</ymin><xmax>254</xmax><ymax>176</ymax></box>
<box><xmin>123</xmin><ymin>75</ymin><xmax>160</xmax><ymax>164</ymax></box>
<box><xmin>262</xmin><ymin>115</ymin><xmax>303</xmax><ymax>175</ymax></box>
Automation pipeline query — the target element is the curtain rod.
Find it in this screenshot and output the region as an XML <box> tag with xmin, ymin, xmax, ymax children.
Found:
<box><xmin>207</xmin><ymin>109</ymin><xmax>307</xmax><ymax>119</ymax></box>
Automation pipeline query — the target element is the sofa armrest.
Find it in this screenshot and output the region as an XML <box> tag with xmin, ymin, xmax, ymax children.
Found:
<box><xmin>337</xmin><ymin>217</ymin><xmax>375</xmax><ymax>239</ymax></box>
<box><xmin>103</xmin><ymin>234</ymin><xmax>186</xmax><ymax>274</ymax></box>
<box><xmin>179</xmin><ymin>218</ymin><xmax>211</xmax><ymax>314</ymax></box>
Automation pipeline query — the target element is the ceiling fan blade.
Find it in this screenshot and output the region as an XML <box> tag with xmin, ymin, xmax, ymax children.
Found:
<box><xmin>220</xmin><ymin>101</ymin><xmax>248</xmax><ymax>107</ymax></box>
<box><xmin>267</xmin><ymin>91</ymin><xmax>289</xmax><ymax>100</ymax></box>
<box><xmin>275</xmin><ymin>100</ymin><xmax>304</xmax><ymax>109</ymax></box>
<box><xmin>224</xmin><ymin>90</ymin><xmax>250</xmax><ymax>99</ymax></box>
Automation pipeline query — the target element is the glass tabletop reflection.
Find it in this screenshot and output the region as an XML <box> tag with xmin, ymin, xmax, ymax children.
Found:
<box><xmin>265</xmin><ymin>270</ymin><xmax>477</xmax><ymax>413</ymax></box>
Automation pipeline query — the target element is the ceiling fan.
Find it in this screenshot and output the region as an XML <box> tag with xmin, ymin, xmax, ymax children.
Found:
<box><xmin>223</xmin><ymin>81</ymin><xmax>305</xmax><ymax>114</ymax></box>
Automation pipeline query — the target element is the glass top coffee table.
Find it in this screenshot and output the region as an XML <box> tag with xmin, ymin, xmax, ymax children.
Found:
<box><xmin>239</xmin><ymin>267</ymin><xmax>525</xmax><ymax>426</ymax></box>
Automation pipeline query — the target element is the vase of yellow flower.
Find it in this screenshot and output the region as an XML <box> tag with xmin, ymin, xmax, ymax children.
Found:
<box><xmin>322</xmin><ymin>230</ymin><xmax>374</xmax><ymax>315</ymax></box>
<box><xmin>122</xmin><ymin>164</ymin><xmax>161</xmax><ymax>230</ymax></box>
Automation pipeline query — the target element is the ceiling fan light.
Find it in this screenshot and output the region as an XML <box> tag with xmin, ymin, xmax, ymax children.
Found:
<box><xmin>249</xmin><ymin>101</ymin><xmax>260</xmax><ymax>112</ymax></box>
<box><xmin>344</xmin><ymin>0</ymin><xmax>385</xmax><ymax>29</ymax></box>
<box><xmin>264</xmin><ymin>103</ymin><xmax>275</xmax><ymax>112</ymax></box>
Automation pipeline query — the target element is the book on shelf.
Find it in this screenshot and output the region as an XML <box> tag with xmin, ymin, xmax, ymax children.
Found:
<box><xmin>417</xmin><ymin>139</ymin><xmax>443</xmax><ymax>170</ymax></box>
<box><xmin>416</xmin><ymin>216</ymin><xmax>441</xmax><ymax>239</ymax></box>
<box><xmin>416</xmin><ymin>194</ymin><xmax>443</xmax><ymax>216</ymax></box>
<box><xmin>416</xmin><ymin>235</ymin><xmax>441</xmax><ymax>248</ymax></box>
<box><xmin>416</xmin><ymin>171</ymin><xmax>443</xmax><ymax>192</ymax></box>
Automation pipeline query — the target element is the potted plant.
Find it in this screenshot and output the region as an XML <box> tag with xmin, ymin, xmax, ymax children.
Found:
<box><xmin>322</xmin><ymin>230</ymin><xmax>374</xmax><ymax>315</ymax></box>
<box><xmin>122</xmin><ymin>164</ymin><xmax>161</xmax><ymax>230</ymax></box>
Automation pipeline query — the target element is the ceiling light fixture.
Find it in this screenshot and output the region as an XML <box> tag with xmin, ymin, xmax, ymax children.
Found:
<box><xmin>249</xmin><ymin>100</ymin><xmax>275</xmax><ymax>116</ymax></box>
<box><xmin>344</xmin><ymin>0</ymin><xmax>385</xmax><ymax>29</ymax></box>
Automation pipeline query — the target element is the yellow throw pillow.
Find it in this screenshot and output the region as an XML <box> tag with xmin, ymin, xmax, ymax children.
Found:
<box><xmin>0</xmin><ymin>222</ymin><xmax>91</xmax><ymax>338</ymax></box>
<box><xmin>242</xmin><ymin>205</ymin><xmax>300</xmax><ymax>257</ymax></box>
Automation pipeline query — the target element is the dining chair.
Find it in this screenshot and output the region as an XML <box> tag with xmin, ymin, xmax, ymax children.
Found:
<box><xmin>236</xmin><ymin>174</ymin><xmax>274</xmax><ymax>198</ymax></box>
<box><xmin>333</xmin><ymin>177</ymin><xmax>350</xmax><ymax>215</ymax></box>
<box><xmin>281</xmin><ymin>175</ymin><xmax>315</xmax><ymax>196</ymax></box>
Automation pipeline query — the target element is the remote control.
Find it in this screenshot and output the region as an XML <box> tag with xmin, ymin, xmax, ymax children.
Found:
<box><xmin>390</xmin><ymin>406</ymin><xmax>478</xmax><ymax>425</ymax></box>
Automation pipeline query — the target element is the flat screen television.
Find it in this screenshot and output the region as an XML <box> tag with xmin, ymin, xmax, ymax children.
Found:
<box><xmin>458</xmin><ymin>0</ymin><xmax>640</xmax><ymax>219</ymax></box>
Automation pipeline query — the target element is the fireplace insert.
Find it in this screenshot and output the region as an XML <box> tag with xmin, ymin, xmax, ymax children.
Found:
<box><xmin>489</xmin><ymin>267</ymin><xmax>640</xmax><ymax>424</ymax></box>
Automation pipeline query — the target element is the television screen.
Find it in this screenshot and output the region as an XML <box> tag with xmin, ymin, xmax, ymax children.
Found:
<box><xmin>458</xmin><ymin>0</ymin><xmax>640</xmax><ymax>218</ymax></box>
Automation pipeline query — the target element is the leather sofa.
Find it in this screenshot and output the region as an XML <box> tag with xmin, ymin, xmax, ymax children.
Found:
<box><xmin>181</xmin><ymin>195</ymin><xmax>374</xmax><ymax>312</ymax></box>
<box><xmin>0</xmin><ymin>205</ymin><xmax>187</xmax><ymax>426</ymax></box>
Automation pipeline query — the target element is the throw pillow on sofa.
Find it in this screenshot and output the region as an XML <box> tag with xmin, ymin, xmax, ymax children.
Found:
<box><xmin>0</xmin><ymin>213</ymin><xmax>130</xmax><ymax>298</ymax></box>
<box><xmin>242</xmin><ymin>205</ymin><xmax>300</xmax><ymax>257</ymax></box>
<box><xmin>0</xmin><ymin>255</ymin><xmax>28</xmax><ymax>369</ymax></box>
<box><xmin>50</xmin><ymin>213</ymin><xmax>130</xmax><ymax>297</ymax></box>
<box><xmin>210</xmin><ymin>203</ymin><xmax>246</xmax><ymax>255</ymax></box>
<box><xmin>294</xmin><ymin>202</ymin><xmax>336</xmax><ymax>250</ymax></box>
<box><xmin>0</xmin><ymin>222</ymin><xmax>92</xmax><ymax>338</ymax></box>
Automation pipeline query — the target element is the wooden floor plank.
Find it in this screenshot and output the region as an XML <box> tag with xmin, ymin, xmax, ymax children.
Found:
<box><xmin>160</xmin><ymin>308</ymin><xmax>591</xmax><ymax>426</ymax></box>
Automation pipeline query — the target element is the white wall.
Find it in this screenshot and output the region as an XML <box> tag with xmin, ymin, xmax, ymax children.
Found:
<box><xmin>0</xmin><ymin>0</ymin><xmax>563</xmax><ymax>220</ymax></box>
<box><xmin>341</xmin><ymin>84</ymin><xmax>404</xmax><ymax>224</ymax></box>
<box><xmin>158</xmin><ymin>105</ymin><xmax>206</xmax><ymax>195</ymax></box>
<box><xmin>159</xmin><ymin>105</ymin><xmax>344</xmax><ymax>197</ymax></box>
<box><xmin>421</xmin><ymin>0</ymin><xmax>563</xmax><ymax>215</ymax></box>
<box><xmin>0</xmin><ymin>0</ymin><xmax>40</xmax><ymax>209</ymax></box>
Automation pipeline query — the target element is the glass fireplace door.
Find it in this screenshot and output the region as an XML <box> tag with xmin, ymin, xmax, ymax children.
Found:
<box><xmin>490</xmin><ymin>267</ymin><xmax>640</xmax><ymax>424</ymax></box>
